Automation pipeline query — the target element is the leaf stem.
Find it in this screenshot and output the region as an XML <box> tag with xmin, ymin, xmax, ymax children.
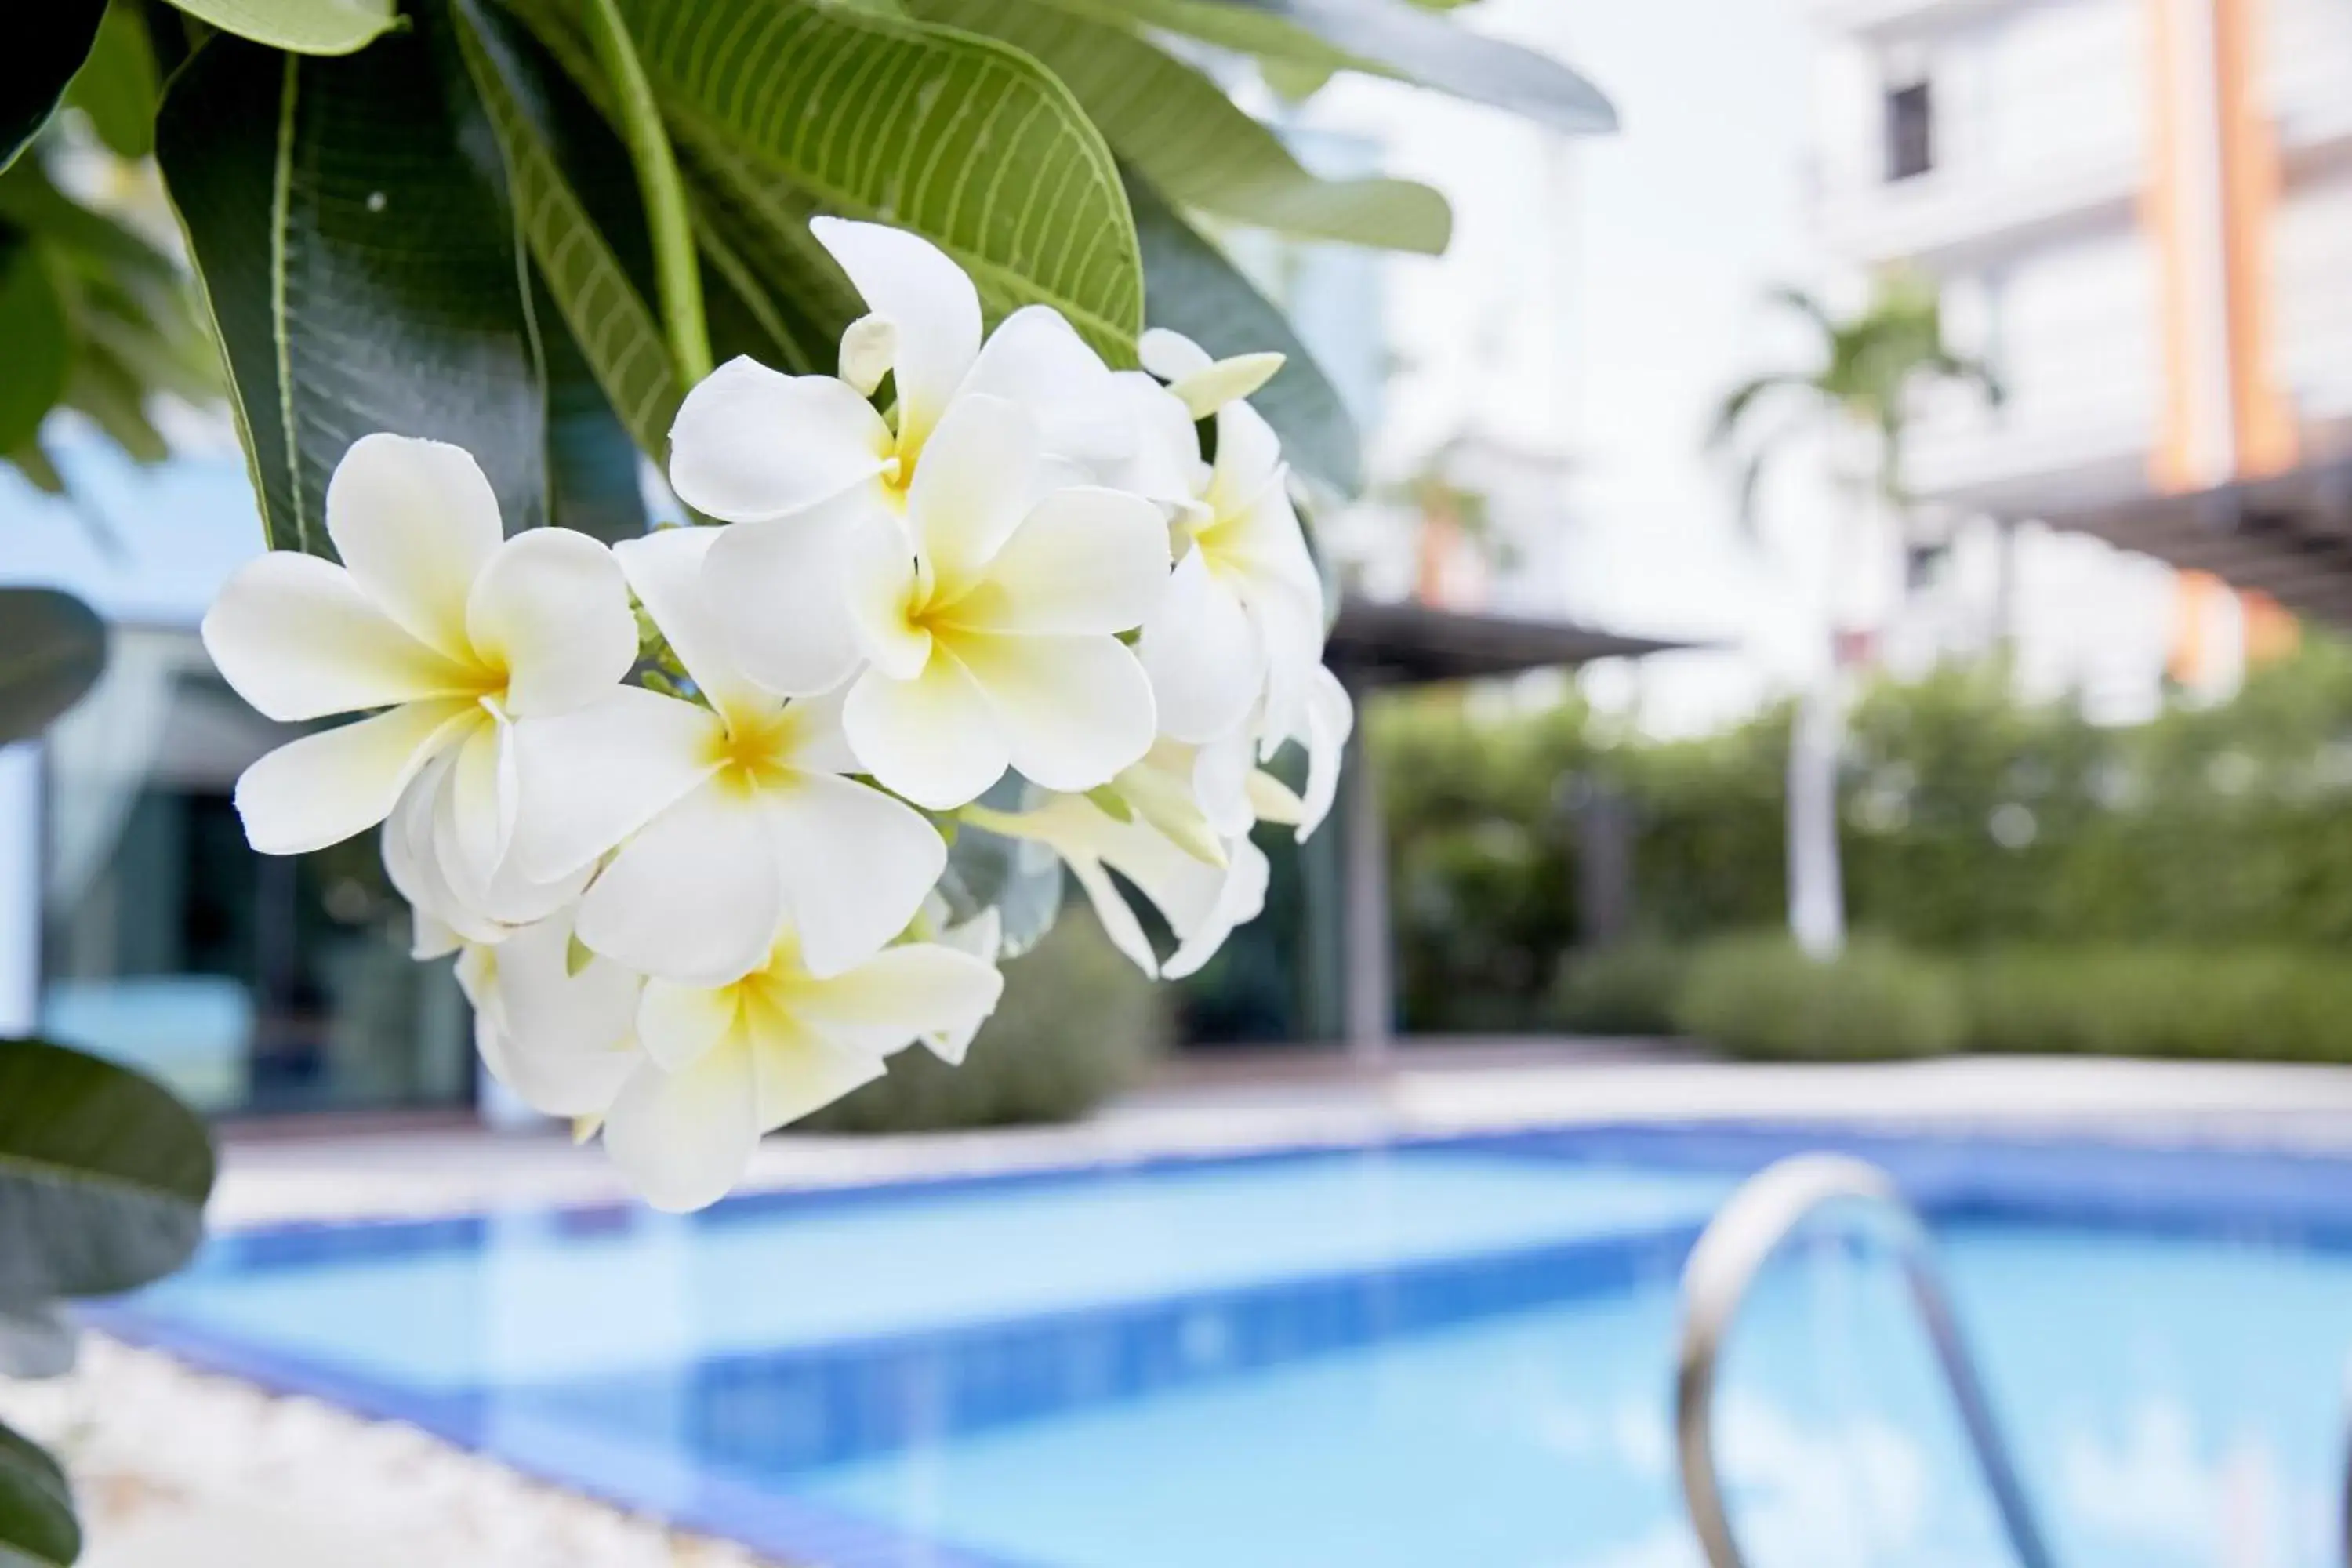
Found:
<box><xmin>579</xmin><ymin>0</ymin><xmax>711</xmax><ymax>387</ymax></box>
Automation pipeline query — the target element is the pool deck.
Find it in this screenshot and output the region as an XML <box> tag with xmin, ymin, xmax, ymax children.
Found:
<box><xmin>24</xmin><ymin>1046</ymin><xmax>2352</xmax><ymax>1568</ymax></box>
<box><xmin>209</xmin><ymin>1047</ymin><xmax>2352</xmax><ymax>1227</ymax></box>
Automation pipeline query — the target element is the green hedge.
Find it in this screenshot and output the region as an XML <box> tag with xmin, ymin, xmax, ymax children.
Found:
<box><xmin>1549</xmin><ymin>940</ymin><xmax>1687</xmax><ymax>1036</ymax></box>
<box><xmin>1377</xmin><ymin>641</ymin><xmax>2352</xmax><ymax>1036</ymax></box>
<box><xmin>1665</xmin><ymin>935</ymin><xmax>2352</xmax><ymax>1063</ymax></box>
<box><xmin>804</xmin><ymin>909</ymin><xmax>1169</xmax><ymax>1133</ymax></box>
<box><xmin>1674</xmin><ymin>935</ymin><xmax>1965</xmax><ymax>1061</ymax></box>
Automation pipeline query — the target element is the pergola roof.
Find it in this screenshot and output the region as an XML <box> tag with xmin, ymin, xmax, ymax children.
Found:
<box><xmin>1325</xmin><ymin>597</ymin><xmax>1696</xmax><ymax>688</ymax></box>
<box><xmin>2033</xmin><ymin>456</ymin><xmax>2352</xmax><ymax>626</ymax></box>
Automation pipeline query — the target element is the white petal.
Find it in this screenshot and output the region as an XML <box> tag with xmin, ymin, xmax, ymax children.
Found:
<box><xmin>744</xmin><ymin>1019</ymin><xmax>886</xmax><ymax>1133</ymax></box>
<box><xmin>512</xmin><ymin>687</ymin><xmax>721</xmax><ymax>883</ymax></box>
<box><xmin>383</xmin><ymin>788</ymin><xmax>462</xmax><ymax>956</ymax></box>
<box><xmin>234</xmin><ymin>699</ymin><xmax>479</xmax><ymax>856</ymax></box>
<box><xmin>614</xmin><ymin>527</ymin><xmax>769</xmax><ymax>724</ymax></box>
<box><xmin>202</xmin><ymin>552</ymin><xmax>479</xmax><ymax>722</ymax></box>
<box><xmin>790</xmin><ymin>943</ymin><xmax>1004</xmax><ymax>1055</ymax></box>
<box><xmin>838</xmin><ymin>314</ymin><xmax>896</xmax><ymax>396</ymax></box>
<box><xmin>325</xmin><ymin>434</ymin><xmax>506</xmax><ymax>661</ymax></box>
<box><xmin>838</xmin><ymin>509</ymin><xmax>931</xmax><ymax>680</ymax></box>
<box><xmin>702</xmin><ymin>496</ymin><xmax>874</xmax><ymax>698</ymax></box>
<box><xmin>431</xmin><ymin>713</ymin><xmax>515</xmax><ymax>908</ymax></box>
<box><xmin>921</xmin><ymin>909</ymin><xmax>1002</xmax><ymax>1064</ymax></box>
<box><xmin>1298</xmin><ymin>663</ymin><xmax>1355</xmax><ymax>840</ymax></box>
<box><xmin>1205</xmin><ymin>401</ymin><xmax>1284</xmax><ymax>521</ymax></box>
<box><xmin>484</xmin><ymin>914</ymin><xmax>642</xmax><ymax>1116</ymax></box>
<box><xmin>1138</xmin><ymin>328</ymin><xmax>1214</xmax><ymax>383</ymax></box>
<box><xmin>940</xmin><ymin>487</ymin><xmax>1170</xmax><ymax>637</ymax></box>
<box><xmin>575</xmin><ymin>786</ymin><xmax>781</xmax><ymax>985</ymax></box>
<box><xmin>1254</xmin><ymin>584</ymin><xmax>1326</xmax><ymax>754</ymax></box>
<box><xmin>906</xmin><ymin>394</ymin><xmax>1039</xmax><ymax>597</ymax></box>
<box><xmin>1102</xmin><ymin>372</ymin><xmax>1207</xmax><ymax>510</ymax></box>
<box><xmin>637</xmin><ymin>978</ymin><xmax>740</xmax><ymax>1073</ymax></box>
<box><xmin>1164</xmin><ymin>837</ymin><xmax>1269</xmax><ymax>980</ymax></box>
<box><xmin>776</xmin><ymin>681</ymin><xmax>859</xmax><ymax>775</ymax></box>
<box><xmin>764</xmin><ymin>773</ymin><xmax>946</xmax><ymax>977</ymax></box>
<box><xmin>602</xmin><ymin>1043</ymin><xmax>758</xmax><ymax>1212</ymax></box>
<box><xmin>466</xmin><ymin>528</ymin><xmax>637</xmax><ymax>717</ymax></box>
<box><xmin>1138</xmin><ymin>550</ymin><xmax>1262</xmax><ymax>745</ymax></box>
<box><xmin>1167</xmin><ymin>352</ymin><xmax>1284</xmax><ymax>420</ymax></box>
<box><xmin>956</xmin><ymin>633</ymin><xmax>1156</xmax><ymax>794</ymax></box>
<box><xmin>961</xmin><ymin>305</ymin><xmax>1129</xmax><ymax>463</ymax></box>
<box><xmin>1065</xmin><ymin>855</ymin><xmax>1158</xmax><ymax>978</ymax></box>
<box><xmin>843</xmin><ymin>658</ymin><xmax>1006</xmax><ymax>811</ymax></box>
<box><xmin>1193</xmin><ymin>733</ymin><xmax>1257</xmax><ymax>840</ymax></box>
<box><xmin>809</xmin><ymin>218</ymin><xmax>982</xmax><ymax>453</ymax></box>
<box><xmin>666</xmin><ymin>357</ymin><xmax>891</xmax><ymax>521</ymax></box>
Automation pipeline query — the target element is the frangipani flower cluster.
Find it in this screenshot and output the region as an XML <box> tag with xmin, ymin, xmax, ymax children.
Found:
<box><xmin>201</xmin><ymin>218</ymin><xmax>1352</xmax><ymax>1211</ymax></box>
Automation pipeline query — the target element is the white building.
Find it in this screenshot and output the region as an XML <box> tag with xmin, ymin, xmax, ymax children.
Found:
<box><xmin>1809</xmin><ymin>0</ymin><xmax>2352</xmax><ymax>712</ymax></box>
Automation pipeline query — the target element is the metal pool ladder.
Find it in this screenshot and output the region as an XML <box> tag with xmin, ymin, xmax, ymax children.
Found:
<box><xmin>1671</xmin><ymin>1153</ymin><xmax>2056</xmax><ymax>1568</ymax></box>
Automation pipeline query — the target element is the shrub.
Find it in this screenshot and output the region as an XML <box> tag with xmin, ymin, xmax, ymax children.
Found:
<box><xmin>1674</xmin><ymin>933</ymin><xmax>1965</xmax><ymax>1061</ymax></box>
<box><xmin>1962</xmin><ymin>946</ymin><xmax>2352</xmax><ymax>1062</ymax></box>
<box><xmin>804</xmin><ymin>908</ymin><xmax>1170</xmax><ymax>1133</ymax></box>
<box><xmin>1548</xmin><ymin>941</ymin><xmax>1688</xmax><ymax>1035</ymax></box>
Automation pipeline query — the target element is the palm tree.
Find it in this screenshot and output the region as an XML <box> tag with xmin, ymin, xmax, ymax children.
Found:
<box><xmin>1710</xmin><ymin>271</ymin><xmax>1998</xmax><ymax>958</ymax></box>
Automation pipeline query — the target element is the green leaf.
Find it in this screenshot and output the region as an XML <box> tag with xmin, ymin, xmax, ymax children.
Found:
<box><xmin>454</xmin><ymin>0</ymin><xmax>681</xmax><ymax>461</ymax></box>
<box><xmin>1124</xmin><ymin>169</ymin><xmax>1359</xmax><ymax>493</ymax></box>
<box><xmin>537</xmin><ymin>270</ymin><xmax>650</xmax><ymax>543</ymax></box>
<box><xmin>598</xmin><ymin>0</ymin><xmax>1145</xmax><ymax>361</ymax></box>
<box><xmin>1019</xmin><ymin>0</ymin><xmax>1614</xmax><ymax>135</ymax></box>
<box><xmin>0</xmin><ymin>238</ymin><xmax>67</xmax><ymax>456</ymax></box>
<box><xmin>0</xmin><ymin>1417</ymin><xmax>77</xmax><ymax>1568</ymax></box>
<box><xmin>0</xmin><ymin>1038</ymin><xmax>215</xmax><ymax>1309</ymax></box>
<box><xmin>0</xmin><ymin>1306</ymin><xmax>77</xmax><ymax>1381</ymax></box>
<box><xmin>0</xmin><ymin>590</ymin><xmax>107</xmax><ymax>748</ymax></box>
<box><xmin>155</xmin><ymin>16</ymin><xmax>547</xmax><ymax>555</ymax></box>
<box><xmin>63</xmin><ymin>2</ymin><xmax>161</xmax><ymax>160</ymax></box>
<box><xmin>913</xmin><ymin>0</ymin><xmax>1449</xmax><ymax>253</ymax></box>
<box><xmin>165</xmin><ymin>0</ymin><xmax>401</xmax><ymax>56</ymax></box>
<box><xmin>1</xmin><ymin>0</ymin><xmax>105</xmax><ymax>173</ymax></box>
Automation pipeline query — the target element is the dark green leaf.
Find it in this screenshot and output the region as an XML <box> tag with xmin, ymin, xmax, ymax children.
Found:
<box><xmin>1125</xmin><ymin>169</ymin><xmax>1360</xmax><ymax>493</ymax></box>
<box><xmin>0</xmin><ymin>1306</ymin><xmax>77</xmax><ymax>1381</ymax></box>
<box><xmin>536</xmin><ymin>270</ymin><xmax>649</xmax><ymax>543</ymax></box>
<box><xmin>913</xmin><ymin>0</ymin><xmax>1449</xmax><ymax>252</ymax></box>
<box><xmin>168</xmin><ymin>0</ymin><xmax>401</xmax><ymax>55</ymax></box>
<box><xmin>1</xmin><ymin>0</ymin><xmax>105</xmax><ymax>173</ymax></box>
<box><xmin>1021</xmin><ymin>0</ymin><xmax>1615</xmax><ymax>135</ymax></box>
<box><xmin>0</xmin><ymin>1038</ymin><xmax>215</xmax><ymax>1308</ymax></box>
<box><xmin>0</xmin><ymin>239</ymin><xmax>69</xmax><ymax>456</ymax></box>
<box><xmin>454</xmin><ymin>0</ymin><xmax>681</xmax><ymax>461</ymax></box>
<box><xmin>597</xmin><ymin>0</ymin><xmax>1145</xmax><ymax>360</ymax></box>
<box><xmin>5</xmin><ymin>442</ymin><xmax>67</xmax><ymax>497</ymax></box>
<box><xmin>0</xmin><ymin>590</ymin><xmax>106</xmax><ymax>748</ymax></box>
<box><xmin>156</xmin><ymin>17</ymin><xmax>546</xmax><ymax>554</ymax></box>
<box><xmin>63</xmin><ymin>2</ymin><xmax>161</xmax><ymax>160</ymax></box>
<box><xmin>0</xmin><ymin>1417</ymin><xmax>77</xmax><ymax>1568</ymax></box>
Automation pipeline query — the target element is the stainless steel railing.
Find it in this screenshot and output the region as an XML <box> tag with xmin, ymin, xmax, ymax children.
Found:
<box><xmin>1671</xmin><ymin>1153</ymin><xmax>2056</xmax><ymax>1568</ymax></box>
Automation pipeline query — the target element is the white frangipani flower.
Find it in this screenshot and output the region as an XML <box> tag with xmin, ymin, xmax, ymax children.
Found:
<box><xmin>720</xmin><ymin>390</ymin><xmax>1169</xmax><ymax>811</ymax></box>
<box><xmin>201</xmin><ymin>434</ymin><xmax>637</xmax><ymax>864</ymax></box>
<box><xmin>965</xmin><ymin>790</ymin><xmax>1269</xmax><ymax>982</ymax></box>
<box><xmin>606</xmin><ymin>927</ymin><xmax>1004</xmax><ymax>1210</ymax></box>
<box><xmin>919</xmin><ymin>905</ymin><xmax>1001</xmax><ymax>1066</ymax></box>
<box><xmin>455</xmin><ymin>907</ymin><xmax>642</xmax><ymax>1119</ymax></box>
<box><xmin>510</xmin><ymin>525</ymin><xmax>947</xmax><ymax>985</ymax></box>
<box><xmin>668</xmin><ymin>220</ymin><xmax>1134</xmax><ymax>697</ymax></box>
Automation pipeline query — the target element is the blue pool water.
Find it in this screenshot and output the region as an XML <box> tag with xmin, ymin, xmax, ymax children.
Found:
<box><xmin>95</xmin><ymin>1131</ymin><xmax>2352</xmax><ymax>1567</ymax></box>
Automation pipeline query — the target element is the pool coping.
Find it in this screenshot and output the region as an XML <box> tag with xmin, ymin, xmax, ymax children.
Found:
<box><xmin>81</xmin><ymin>1116</ymin><xmax>2352</xmax><ymax>1568</ymax></box>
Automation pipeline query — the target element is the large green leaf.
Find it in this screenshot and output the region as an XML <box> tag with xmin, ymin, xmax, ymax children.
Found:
<box><xmin>63</xmin><ymin>2</ymin><xmax>161</xmax><ymax>160</ymax></box>
<box><xmin>913</xmin><ymin>0</ymin><xmax>1448</xmax><ymax>253</ymax></box>
<box><xmin>155</xmin><ymin>18</ymin><xmax>546</xmax><ymax>554</ymax></box>
<box><xmin>604</xmin><ymin>0</ymin><xmax>1145</xmax><ymax>360</ymax></box>
<box><xmin>1125</xmin><ymin>170</ymin><xmax>1359</xmax><ymax>493</ymax></box>
<box><xmin>0</xmin><ymin>590</ymin><xmax>106</xmax><ymax>748</ymax></box>
<box><xmin>1</xmin><ymin>0</ymin><xmax>105</xmax><ymax>174</ymax></box>
<box><xmin>0</xmin><ymin>1039</ymin><xmax>215</xmax><ymax>1309</ymax></box>
<box><xmin>1023</xmin><ymin>0</ymin><xmax>1615</xmax><ymax>135</ymax></box>
<box><xmin>0</xmin><ymin>1418</ymin><xmax>76</xmax><ymax>1568</ymax></box>
<box><xmin>166</xmin><ymin>0</ymin><xmax>401</xmax><ymax>55</ymax></box>
<box><xmin>0</xmin><ymin>238</ymin><xmax>68</xmax><ymax>456</ymax></box>
<box><xmin>538</xmin><ymin>270</ymin><xmax>651</xmax><ymax>542</ymax></box>
<box><xmin>454</xmin><ymin>0</ymin><xmax>681</xmax><ymax>461</ymax></box>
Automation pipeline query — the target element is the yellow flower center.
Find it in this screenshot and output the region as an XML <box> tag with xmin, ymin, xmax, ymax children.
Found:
<box><xmin>702</xmin><ymin>708</ymin><xmax>802</xmax><ymax>797</ymax></box>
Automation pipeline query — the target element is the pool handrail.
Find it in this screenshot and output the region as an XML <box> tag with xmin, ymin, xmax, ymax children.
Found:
<box><xmin>1671</xmin><ymin>1152</ymin><xmax>2056</xmax><ymax>1568</ymax></box>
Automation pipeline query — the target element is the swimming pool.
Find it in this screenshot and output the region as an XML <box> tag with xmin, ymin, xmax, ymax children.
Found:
<box><xmin>89</xmin><ymin>1126</ymin><xmax>2352</xmax><ymax>1567</ymax></box>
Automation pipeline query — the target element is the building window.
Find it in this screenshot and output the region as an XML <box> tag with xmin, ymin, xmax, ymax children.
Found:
<box><xmin>1885</xmin><ymin>80</ymin><xmax>1933</xmax><ymax>181</ymax></box>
